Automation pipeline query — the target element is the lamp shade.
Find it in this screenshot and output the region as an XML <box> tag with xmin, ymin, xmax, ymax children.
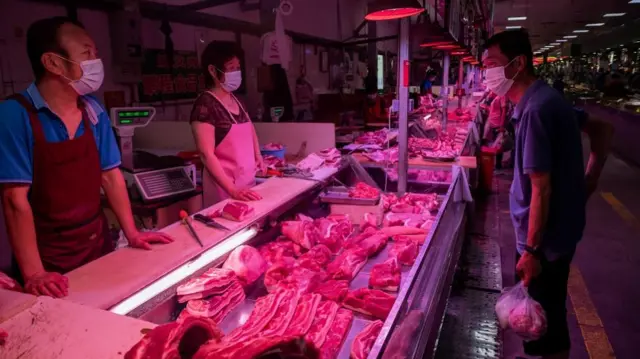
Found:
<box><xmin>365</xmin><ymin>0</ymin><xmax>425</xmax><ymax>21</ymax></box>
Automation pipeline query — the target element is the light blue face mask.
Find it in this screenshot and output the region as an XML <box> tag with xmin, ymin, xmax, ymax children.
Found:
<box><xmin>216</xmin><ymin>67</ymin><xmax>242</xmax><ymax>92</ymax></box>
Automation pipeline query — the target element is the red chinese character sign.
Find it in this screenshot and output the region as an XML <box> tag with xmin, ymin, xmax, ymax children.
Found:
<box><xmin>138</xmin><ymin>49</ymin><xmax>205</xmax><ymax>102</ymax></box>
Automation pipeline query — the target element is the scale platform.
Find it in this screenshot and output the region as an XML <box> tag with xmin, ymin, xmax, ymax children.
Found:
<box><xmin>132</xmin><ymin>166</ymin><xmax>197</xmax><ymax>202</ymax></box>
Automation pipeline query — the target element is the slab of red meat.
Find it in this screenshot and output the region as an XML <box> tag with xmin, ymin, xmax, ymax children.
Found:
<box><xmin>222</xmin><ymin>245</ymin><xmax>267</xmax><ymax>286</ymax></box>
<box><xmin>297</xmin><ymin>244</ymin><xmax>332</xmax><ymax>271</ymax></box>
<box><xmin>350</xmin><ymin>320</ymin><xmax>383</xmax><ymax>359</ymax></box>
<box><xmin>389</xmin><ymin>202</ymin><xmax>422</xmax><ymax>214</ymax></box>
<box><xmin>369</xmin><ymin>257</ymin><xmax>401</xmax><ymax>292</ymax></box>
<box><xmin>389</xmin><ymin>241</ymin><xmax>419</xmax><ymax>266</ymax></box>
<box><xmin>263</xmin><ymin>154</ymin><xmax>285</xmax><ymax>169</ymax></box>
<box><xmin>281</xmin><ymin>220</ymin><xmax>321</xmax><ymax>249</ymax></box>
<box><xmin>276</xmin><ymin>266</ymin><xmax>326</xmax><ymax>295</ymax></box>
<box><xmin>314</xmin><ymin>279</ymin><xmax>350</xmax><ymax>302</ymax></box>
<box><xmin>355</xmin><ymin>233</ymin><xmax>388</xmax><ymax>257</ymax></box>
<box><xmin>261</xmin><ymin>289</ymin><xmax>301</xmax><ymax>336</ymax></box>
<box><xmin>343</xmin><ymin>288</ymin><xmax>396</xmax><ymax>320</ymax></box>
<box><xmin>177</xmin><ymin>268</ymin><xmax>236</xmax><ymax>296</ymax></box>
<box><xmin>343</xmin><ymin>227</ymin><xmax>376</xmax><ymax>249</ymax></box>
<box><xmin>305</xmin><ymin>300</ymin><xmax>340</xmax><ymax>348</ymax></box>
<box><xmin>348</xmin><ymin>182</ymin><xmax>380</xmax><ymax>199</ymax></box>
<box><xmin>315</xmin><ymin>217</ymin><xmax>353</xmax><ymax>253</ymax></box>
<box><xmin>319</xmin><ymin>308</ymin><xmax>353</xmax><ymax>359</ymax></box>
<box><xmin>326</xmin><ymin>247</ymin><xmax>368</xmax><ymax>281</ymax></box>
<box><xmin>361</xmin><ymin>212</ymin><xmax>379</xmax><ymax>231</ymax></box>
<box><xmin>391</xmin><ymin>234</ymin><xmax>427</xmax><ymax>246</ymax></box>
<box><xmin>185</xmin><ymin>281</ymin><xmax>245</xmax><ymax>322</ymax></box>
<box><xmin>286</xmin><ymin>293</ymin><xmax>323</xmax><ymax>336</ymax></box>
<box><xmin>264</xmin><ymin>256</ymin><xmax>296</xmax><ymax>291</ymax></box>
<box><xmin>380</xmin><ymin>310</ymin><xmax>424</xmax><ymax>359</ymax></box>
<box><xmin>259</xmin><ymin>237</ymin><xmax>303</xmax><ymax>264</ymax></box>
<box><xmin>194</xmin><ymin>335</ymin><xmax>320</xmax><ymax>359</ymax></box>
<box><xmin>221</xmin><ymin>201</ymin><xmax>255</xmax><ymax>221</ymax></box>
<box><xmin>381</xmin><ymin>193</ymin><xmax>398</xmax><ymax>211</ymax></box>
<box><xmin>382</xmin><ymin>212</ymin><xmax>429</xmax><ymax>228</ymax></box>
<box><xmin>124</xmin><ymin>316</ymin><xmax>223</xmax><ymax>359</ymax></box>
<box><xmin>296</xmin><ymin>213</ymin><xmax>314</xmax><ymax>222</ymax></box>
<box><xmin>224</xmin><ymin>290</ymin><xmax>286</xmax><ymax>343</ymax></box>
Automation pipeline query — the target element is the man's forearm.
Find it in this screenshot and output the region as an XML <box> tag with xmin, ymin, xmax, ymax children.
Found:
<box><xmin>527</xmin><ymin>174</ymin><xmax>551</xmax><ymax>249</ymax></box>
<box><xmin>585</xmin><ymin>118</ymin><xmax>613</xmax><ymax>179</ymax></box>
<box><xmin>101</xmin><ymin>169</ymin><xmax>137</xmax><ymax>238</ymax></box>
<box><xmin>1</xmin><ymin>188</ymin><xmax>44</xmax><ymax>278</ymax></box>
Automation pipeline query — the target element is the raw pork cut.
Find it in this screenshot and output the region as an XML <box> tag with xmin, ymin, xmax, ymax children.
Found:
<box><xmin>276</xmin><ymin>266</ymin><xmax>326</xmax><ymax>295</ymax></box>
<box><xmin>361</xmin><ymin>212</ymin><xmax>379</xmax><ymax>231</ymax></box>
<box><xmin>381</xmin><ymin>193</ymin><xmax>398</xmax><ymax>211</ymax></box>
<box><xmin>222</xmin><ymin>245</ymin><xmax>267</xmax><ymax>286</ymax></box>
<box><xmin>348</xmin><ymin>182</ymin><xmax>380</xmax><ymax>199</ymax></box>
<box><xmin>264</xmin><ymin>256</ymin><xmax>296</xmax><ymax>291</ymax></box>
<box><xmin>350</xmin><ymin>320</ymin><xmax>383</xmax><ymax>359</ymax></box>
<box><xmin>261</xmin><ymin>289</ymin><xmax>301</xmax><ymax>337</ymax></box>
<box><xmin>262</xmin><ymin>142</ymin><xmax>284</xmax><ymax>151</ymax></box>
<box><xmin>392</xmin><ymin>234</ymin><xmax>427</xmax><ymax>246</ymax></box>
<box><xmin>124</xmin><ymin>316</ymin><xmax>223</xmax><ymax>359</ymax></box>
<box><xmin>263</xmin><ymin>155</ymin><xmax>285</xmax><ymax>169</ymax></box>
<box><xmin>177</xmin><ymin>268</ymin><xmax>236</xmax><ymax>296</ymax></box>
<box><xmin>315</xmin><ymin>216</ymin><xmax>354</xmax><ymax>253</ymax></box>
<box><xmin>224</xmin><ymin>290</ymin><xmax>286</xmax><ymax>343</ymax></box>
<box><xmin>210</xmin><ymin>201</ymin><xmax>255</xmax><ymax>221</ymax></box>
<box><xmin>343</xmin><ymin>288</ymin><xmax>396</xmax><ymax>320</ymax></box>
<box><xmin>389</xmin><ymin>241</ymin><xmax>419</xmax><ymax>266</ymax></box>
<box><xmin>327</xmin><ymin>247</ymin><xmax>368</xmax><ymax>281</ymax></box>
<box><xmin>185</xmin><ymin>281</ymin><xmax>245</xmax><ymax>322</ymax></box>
<box><xmin>286</xmin><ymin>293</ymin><xmax>323</xmax><ymax>336</ymax></box>
<box><xmin>258</xmin><ymin>237</ymin><xmax>302</xmax><ymax>264</ymax></box>
<box><xmin>369</xmin><ymin>257</ymin><xmax>401</xmax><ymax>292</ymax></box>
<box><xmin>354</xmin><ymin>233</ymin><xmax>388</xmax><ymax>257</ymax></box>
<box><xmin>319</xmin><ymin>308</ymin><xmax>354</xmax><ymax>359</ymax></box>
<box><xmin>281</xmin><ymin>220</ymin><xmax>321</xmax><ymax>249</ymax></box>
<box><xmin>297</xmin><ymin>244</ymin><xmax>333</xmax><ymax>271</ymax></box>
<box><xmin>383</xmin><ymin>212</ymin><xmax>429</xmax><ymax>228</ymax></box>
<box><xmin>314</xmin><ymin>279</ymin><xmax>350</xmax><ymax>302</ymax></box>
<box><xmin>343</xmin><ymin>227</ymin><xmax>376</xmax><ymax>249</ymax></box>
<box><xmin>305</xmin><ymin>300</ymin><xmax>340</xmax><ymax>348</ymax></box>
<box><xmin>194</xmin><ymin>335</ymin><xmax>319</xmax><ymax>359</ymax></box>
<box><xmin>0</xmin><ymin>272</ymin><xmax>21</xmax><ymax>292</ymax></box>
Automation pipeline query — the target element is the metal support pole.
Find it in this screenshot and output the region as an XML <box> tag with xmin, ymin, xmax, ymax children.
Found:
<box><xmin>458</xmin><ymin>59</ymin><xmax>464</xmax><ymax>109</ymax></box>
<box><xmin>442</xmin><ymin>53</ymin><xmax>450</xmax><ymax>128</ymax></box>
<box><xmin>397</xmin><ymin>18</ymin><xmax>410</xmax><ymax>195</ymax></box>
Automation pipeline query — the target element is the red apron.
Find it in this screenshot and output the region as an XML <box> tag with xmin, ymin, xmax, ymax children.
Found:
<box><xmin>10</xmin><ymin>94</ymin><xmax>112</xmax><ymax>275</ymax></box>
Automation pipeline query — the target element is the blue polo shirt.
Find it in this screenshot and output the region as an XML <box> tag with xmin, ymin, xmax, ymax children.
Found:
<box><xmin>510</xmin><ymin>80</ymin><xmax>586</xmax><ymax>260</ymax></box>
<box><xmin>0</xmin><ymin>84</ymin><xmax>121</xmax><ymax>185</ymax></box>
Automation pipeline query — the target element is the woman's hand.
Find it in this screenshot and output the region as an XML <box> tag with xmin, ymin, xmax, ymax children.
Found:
<box><xmin>231</xmin><ymin>188</ymin><xmax>262</xmax><ymax>201</ymax></box>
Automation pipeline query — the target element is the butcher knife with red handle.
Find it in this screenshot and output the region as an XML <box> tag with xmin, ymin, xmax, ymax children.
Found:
<box><xmin>179</xmin><ymin>210</ymin><xmax>205</xmax><ymax>247</ymax></box>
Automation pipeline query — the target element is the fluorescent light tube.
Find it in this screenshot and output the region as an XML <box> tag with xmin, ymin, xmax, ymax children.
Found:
<box><xmin>551</xmin><ymin>43</ymin><xmax>560</xmax><ymax>45</ymax></box>
<box><xmin>564</xmin><ymin>35</ymin><xmax>578</xmax><ymax>39</ymax></box>
<box><xmin>556</xmin><ymin>39</ymin><xmax>568</xmax><ymax>42</ymax></box>
<box><xmin>109</xmin><ymin>227</ymin><xmax>258</xmax><ymax>315</ymax></box>
<box><xmin>603</xmin><ymin>13</ymin><xmax>626</xmax><ymax>17</ymax></box>
<box><xmin>573</xmin><ymin>30</ymin><xmax>589</xmax><ymax>33</ymax></box>
<box><xmin>505</xmin><ymin>25</ymin><xmax>522</xmax><ymax>29</ymax></box>
<box><xmin>508</xmin><ymin>16</ymin><xmax>527</xmax><ymax>21</ymax></box>
<box><xmin>586</xmin><ymin>23</ymin><xmax>605</xmax><ymax>27</ymax></box>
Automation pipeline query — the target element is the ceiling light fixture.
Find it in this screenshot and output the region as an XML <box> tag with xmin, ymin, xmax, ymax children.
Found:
<box><xmin>603</xmin><ymin>13</ymin><xmax>626</xmax><ymax>17</ymax></box>
<box><xmin>573</xmin><ymin>29</ymin><xmax>589</xmax><ymax>33</ymax></box>
<box><xmin>586</xmin><ymin>23</ymin><xmax>605</xmax><ymax>27</ymax></box>
<box><xmin>564</xmin><ymin>35</ymin><xmax>578</xmax><ymax>38</ymax></box>
<box><xmin>551</xmin><ymin>42</ymin><xmax>560</xmax><ymax>45</ymax></box>
<box><xmin>508</xmin><ymin>16</ymin><xmax>527</xmax><ymax>21</ymax></box>
<box><xmin>364</xmin><ymin>0</ymin><xmax>424</xmax><ymax>21</ymax></box>
<box><xmin>556</xmin><ymin>39</ymin><xmax>567</xmax><ymax>42</ymax></box>
<box><xmin>505</xmin><ymin>25</ymin><xmax>522</xmax><ymax>29</ymax></box>
<box><xmin>628</xmin><ymin>0</ymin><xmax>640</xmax><ymax>4</ymax></box>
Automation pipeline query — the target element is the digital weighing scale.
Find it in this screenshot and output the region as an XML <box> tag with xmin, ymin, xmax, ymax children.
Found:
<box><xmin>111</xmin><ymin>107</ymin><xmax>197</xmax><ymax>202</ymax></box>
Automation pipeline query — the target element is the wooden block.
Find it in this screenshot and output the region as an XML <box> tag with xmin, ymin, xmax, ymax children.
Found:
<box><xmin>0</xmin><ymin>296</ymin><xmax>154</xmax><ymax>359</ymax></box>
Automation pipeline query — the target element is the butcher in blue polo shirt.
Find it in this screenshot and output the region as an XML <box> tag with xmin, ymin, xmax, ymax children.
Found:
<box><xmin>483</xmin><ymin>30</ymin><xmax>612</xmax><ymax>359</ymax></box>
<box><xmin>0</xmin><ymin>17</ymin><xmax>173</xmax><ymax>298</ymax></box>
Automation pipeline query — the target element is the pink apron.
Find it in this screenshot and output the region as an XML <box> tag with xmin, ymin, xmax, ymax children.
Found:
<box><xmin>202</xmin><ymin>91</ymin><xmax>257</xmax><ymax>207</ymax></box>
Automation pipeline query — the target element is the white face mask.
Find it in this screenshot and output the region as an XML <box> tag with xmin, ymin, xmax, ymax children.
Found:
<box><xmin>484</xmin><ymin>57</ymin><xmax>520</xmax><ymax>97</ymax></box>
<box><xmin>220</xmin><ymin>70</ymin><xmax>242</xmax><ymax>92</ymax></box>
<box><xmin>55</xmin><ymin>55</ymin><xmax>104</xmax><ymax>95</ymax></box>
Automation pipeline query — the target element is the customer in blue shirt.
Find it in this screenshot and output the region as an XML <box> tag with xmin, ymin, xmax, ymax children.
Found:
<box><xmin>0</xmin><ymin>17</ymin><xmax>172</xmax><ymax>298</ymax></box>
<box><xmin>483</xmin><ymin>30</ymin><xmax>613</xmax><ymax>359</ymax></box>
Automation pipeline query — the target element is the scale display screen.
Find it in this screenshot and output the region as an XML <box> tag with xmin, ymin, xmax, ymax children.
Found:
<box><xmin>117</xmin><ymin>110</ymin><xmax>152</xmax><ymax>125</ymax></box>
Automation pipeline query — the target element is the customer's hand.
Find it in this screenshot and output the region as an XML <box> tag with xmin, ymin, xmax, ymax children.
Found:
<box><xmin>516</xmin><ymin>252</ymin><xmax>542</xmax><ymax>287</ymax></box>
<box><xmin>231</xmin><ymin>188</ymin><xmax>262</xmax><ymax>201</ymax></box>
<box><xmin>24</xmin><ymin>271</ymin><xmax>69</xmax><ymax>298</ymax></box>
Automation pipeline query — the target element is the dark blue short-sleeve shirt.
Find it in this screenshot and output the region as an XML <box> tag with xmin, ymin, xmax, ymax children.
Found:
<box><xmin>0</xmin><ymin>83</ymin><xmax>121</xmax><ymax>185</ymax></box>
<box><xmin>510</xmin><ymin>80</ymin><xmax>586</xmax><ymax>260</ymax></box>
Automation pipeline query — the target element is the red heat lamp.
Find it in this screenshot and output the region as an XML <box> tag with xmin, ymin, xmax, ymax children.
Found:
<box><xmin>451</xmin><ymin>51</ymin><xmax>467</xmax><ymax>56</ymax></box>
<box><xmin>365</xmin><ymin>0</ymin><xmax>425</xmax><ymax>21</ymax></box>
<box><xmin>434</xmin><ymin>44</ymin><xmax>461</xmax><ymax>50</ymax></box>
<box><xmin>420</xmin><ymin>41</ymin><xmax>454</xmax><ymax>48</ymax></box>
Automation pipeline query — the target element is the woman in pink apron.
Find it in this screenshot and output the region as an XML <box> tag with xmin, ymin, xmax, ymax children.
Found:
<box><xmin>190</xmin><ymin>41</ymin><xmax>266</xmax><ymax>207</ymax></box>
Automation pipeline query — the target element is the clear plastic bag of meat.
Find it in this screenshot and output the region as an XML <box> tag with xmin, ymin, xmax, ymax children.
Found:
<box><xmin>495</xmin><ymin>282</ymin><xmax>547</xmax><ymax>341</ymax></box>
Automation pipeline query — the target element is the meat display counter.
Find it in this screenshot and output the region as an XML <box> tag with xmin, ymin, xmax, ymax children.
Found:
<box><xmin>107</xmin><ymin>158</ymin><xmax>471</xmax><ymax>359</ymax></box>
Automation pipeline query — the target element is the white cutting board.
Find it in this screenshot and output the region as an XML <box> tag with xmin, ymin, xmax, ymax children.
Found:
<box><xmin>0</xmin><ymin>296</ymin><xmax>155</xmax><ymax>359</ymax></box>
<box><xmin>0</xmin><ymin>289</ymin><xmax>38</xmax><ymax>323</ymax></box>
